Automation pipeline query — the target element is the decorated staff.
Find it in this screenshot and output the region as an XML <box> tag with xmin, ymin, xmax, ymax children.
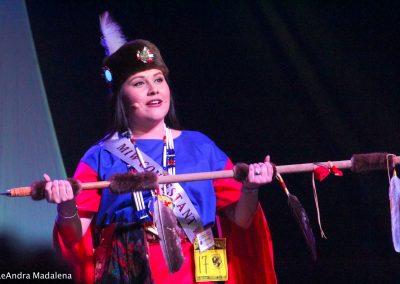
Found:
<box><xmin>4</xmin><ymin>152</ymin><xmax>400</xmax><ymax>261</ymax></box>
<box><xmin>5</xmin><ymin>153</ymin><xmax>399</xmax><ymax>197</ymax></box>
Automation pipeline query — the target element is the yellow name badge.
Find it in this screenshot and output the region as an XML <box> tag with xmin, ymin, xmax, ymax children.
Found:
<box><xmin>194</xmin><ymin>238</ymin><xmax>228</xmax><ymax>282</ymax></box>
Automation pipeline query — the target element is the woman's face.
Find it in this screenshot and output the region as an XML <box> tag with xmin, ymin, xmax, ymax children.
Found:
<box><xmin>121</xmin><ymin>69</ymin><xmax>170</xmax><ymax>128</ymax></box>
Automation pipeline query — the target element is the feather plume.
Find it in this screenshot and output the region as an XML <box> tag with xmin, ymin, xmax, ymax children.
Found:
<box><xmin>153</xmin><ymin>197</ymin><xmax>184</xmax><ymax>273</ymax></box>
<box><xmin>288</xmin><ymin>193</ymin><xmax>317</xmax><ymax>260</ymax></box>
<box><xmin>276</xmin><ymin>173</ymin><xmax>317</xmax><ymax>260</ymax></box>
<box><xmin>99</xmin><ymin>11</ymin><xmax>127</xmax><ymax>56</ymax></box>
<box><xmin>389</xmin><ymin>175</ymin><xmax>400</xmax><ymax>252</ymax></box>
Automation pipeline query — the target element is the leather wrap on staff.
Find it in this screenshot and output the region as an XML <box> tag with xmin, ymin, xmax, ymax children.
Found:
<box><xmin>7</xmin><ymin>186</ymin><xmax>34</xmax><ymax>197</ymax></box>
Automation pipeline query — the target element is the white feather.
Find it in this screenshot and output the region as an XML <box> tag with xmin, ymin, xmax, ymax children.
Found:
<box><xmin>99</xmin><ymin>11</ymin><xmax>127</xmax><ymax>56</ymax></box>
<box><xmin>389</xmin><ymin>175</ymin><xmax>400</xmax><ymax>252</ymax></box>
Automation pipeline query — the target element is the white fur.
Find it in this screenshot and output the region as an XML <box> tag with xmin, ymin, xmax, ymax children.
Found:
<box><xmin>390</xmin><ymin>175</ymin><xmax>400</xmax><ymax>252</ymax></box>
<box><xmin>99</xmin><ymin>11</ymin><xmax>127</xmax><ymax>56</ymax></box>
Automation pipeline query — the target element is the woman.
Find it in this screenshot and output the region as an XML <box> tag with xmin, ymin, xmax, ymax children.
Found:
<box><xmin>45</xmin><ymin>12</ymin><xmax>277</xmax><ymax>284</ymax></box>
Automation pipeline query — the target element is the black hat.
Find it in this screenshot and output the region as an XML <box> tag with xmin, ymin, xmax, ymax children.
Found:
<box><xmin>99</xmin><ymin>12</ymin><xmax>168</xmax><ymax>93</ymax></box>
<box><xmin>103</xmin><ymin>39</ymin><xmax>169</xmax><ymax>93</ymax></box>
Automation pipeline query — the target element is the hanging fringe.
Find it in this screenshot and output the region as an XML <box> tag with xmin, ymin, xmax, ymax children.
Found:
<box><xmin>310</xmin><ymin>162</ymin><xmax>343</xmax><ymax>239</ymax></box>
<box><xmin>389</xmin><ymin>169</ymin><xmax>400</xmax><ymax>252</ymax></box>
<box><xmin>311</xmin><ymin>171</ymin><xmax>327</xmax><ymax>239</ymax></box>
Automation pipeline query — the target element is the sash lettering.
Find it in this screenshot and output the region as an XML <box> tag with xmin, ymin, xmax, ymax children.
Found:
<box><xmin>104</xmin><ymin>136</ymin><xmax>204</xmax><ymax>242</ymax></box>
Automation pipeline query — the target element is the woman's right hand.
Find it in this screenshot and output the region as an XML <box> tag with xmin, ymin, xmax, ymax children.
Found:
<box><xmin>43</xmin><ymin>174</ymin><xmax>75</xmax><ymax>204</ymax></box>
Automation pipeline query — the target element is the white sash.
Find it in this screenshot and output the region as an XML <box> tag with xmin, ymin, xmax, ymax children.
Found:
<box><xmin>103</xmin><ymin>136</ymin><xmax>203</xmax><ymax>243</ymax></box>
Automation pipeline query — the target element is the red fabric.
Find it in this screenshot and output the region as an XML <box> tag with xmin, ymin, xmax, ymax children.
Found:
<box><xmin>214</xmin><ymin>159</ymin><xmax>277</xmax><ymax>284</ymax></box>
<box><xmin>220</xmin><ymin>207</ymin><xmax>277</xmax><ymax>284</ymax></box>
<box><xmin>54</xmin><ymin>222</ymin><xmax>96</xmax><ymax>284</ymax></box>
<box><xmin>214</xmin><ymin>159</ymin><xmax>242</xmax><ymax>210</ymax></box>
<box><xmin>314</xmin><ymin>165</ymin><xmax>343</xmax><ymax>182</ymax></box>
<box><xmin>148</xmin><ymin>239</ymin><xmax>213</xmax><ymax>284</ymax></box>
<box><xmin>74</xmin><ymin>161</ymin><xmax>102</xmax><ymax>212</ymax></box>
<box><xmin>55</xmin><ymin>159</ymin><xmax>276</xmax><ymax>283</ymax></box>
<box><xmin>54</xmin><ymin>161</ymin><xmax>101</xmax><ymax>284</ymax></box>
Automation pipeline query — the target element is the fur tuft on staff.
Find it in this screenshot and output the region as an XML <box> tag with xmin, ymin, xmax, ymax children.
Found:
<box><xmin>351</xmin><ymin>153</ymin><xmax>396</xmax><ymax>173</ymax></box>
<box><xmin>30</xmin><ymin>178</ymin><xmax>82</xmax><ymax>200</ymax></box>
<box><xmin>109</xmin><ymin>171</ymin><xmax>158</xmax><ymax>193</ymax></box>
<box><xmin>99</xmin><ymin>11</ymin><xmax>127</xmax><ymax>56</ymax></box>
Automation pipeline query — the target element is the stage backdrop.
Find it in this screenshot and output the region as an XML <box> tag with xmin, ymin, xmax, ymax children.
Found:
<box><xmin>14</xmin><ymin>0</ymin><xmax>400</xmax><ymax>282</ymax></box>
<box><xmin>0</xmin><ymin>0</ymin><xmax>66</xmax><ymax>247</ymax></box>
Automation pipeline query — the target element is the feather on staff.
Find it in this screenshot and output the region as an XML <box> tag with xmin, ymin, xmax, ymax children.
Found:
<box><xmin>276</xmin><ymin>173</ymin><xmax>317</xmax><ymax>260</ymax></box>
<box><xmin>153</xmin><ymin>197</ymin><xmax>184</xmax><ymax>273</ymax></box>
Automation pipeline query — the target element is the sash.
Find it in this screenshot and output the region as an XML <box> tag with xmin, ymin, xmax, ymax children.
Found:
<box><xmin>103</xmin><ymin>137</ymin><xmax>203</xmax><ymax>243</ymax></box>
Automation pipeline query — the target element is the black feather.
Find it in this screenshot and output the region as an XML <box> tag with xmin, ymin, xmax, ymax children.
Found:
<box><xmin>288</xmin><ymin>193</ymin><xmax>317</xmax><ymax>261</ymax></box>
<box><xmin>153</xmin><ymin>198</ymin><xmax>184</xmax><ymax>273</ymax></box>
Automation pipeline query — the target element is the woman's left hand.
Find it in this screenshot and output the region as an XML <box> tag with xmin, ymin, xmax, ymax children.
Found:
<box><xmin>242</xmin><ymin>155</ymin><xmax>274</xmax><ymax>190</ymax></box>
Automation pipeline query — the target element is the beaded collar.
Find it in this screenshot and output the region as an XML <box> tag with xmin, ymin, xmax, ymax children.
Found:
<box><xmin>124</xmin><ymin>124</ymin><xmax>176</xmax><ymax>221</ymax></box>
<box><xmin>126</xmin><ymin>124</ymin><xmax>176</xmax><ymax>176</ymax></box>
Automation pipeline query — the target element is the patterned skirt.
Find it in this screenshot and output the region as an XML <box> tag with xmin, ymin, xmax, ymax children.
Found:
<box><xmin>95</xmin><ymin>224</ymin><xmax>153</xmax><ymax>284</ymax></box>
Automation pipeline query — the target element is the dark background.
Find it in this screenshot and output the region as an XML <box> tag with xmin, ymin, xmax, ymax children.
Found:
<box><xmin>26</xmin><ymin>1</ymin><xmax>400</xmax><ymax>283</ymax></box>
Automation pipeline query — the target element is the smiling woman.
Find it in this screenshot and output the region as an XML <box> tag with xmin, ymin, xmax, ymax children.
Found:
<box><xmin>103</xmin><ymin>38</ymin><xmax>181</xmax><ymax>142</ymax></box>
<box><xmin>121</xmin><ymin>69</ymin><xmax>171</xmax><ymax>137</ymax></box>
<box><xmin>44</xmin><ymin>11</ymin><xmax>277</xmax><ymax>284</ymax></box>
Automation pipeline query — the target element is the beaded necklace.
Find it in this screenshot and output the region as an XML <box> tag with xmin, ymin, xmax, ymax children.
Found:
<box><xmin>128</xmin><ymin>124</ymin><xmax>176</xmax><ymax>220</ymax></box>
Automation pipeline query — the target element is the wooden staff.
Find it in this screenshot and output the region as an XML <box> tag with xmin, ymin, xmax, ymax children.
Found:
<box><xmin>4</xmin><ymin>152</ymin><xmax>399</xmax><ymax>198</ymax></box>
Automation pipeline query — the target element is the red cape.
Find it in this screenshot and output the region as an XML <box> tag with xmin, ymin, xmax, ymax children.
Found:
<box><xmin>54</xmin><ymin>207</ymin><xmax>276</xmax><ymax>284</ymax></box>
<box><xmin>54</xmin><ymin>161</ymin><xmax>277</xmax><ymax>283</ymax></box>
<box><xmin>220</xmin><ymin>206</ymin><xmax>277</xmax><ymax>284</ymax></box>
